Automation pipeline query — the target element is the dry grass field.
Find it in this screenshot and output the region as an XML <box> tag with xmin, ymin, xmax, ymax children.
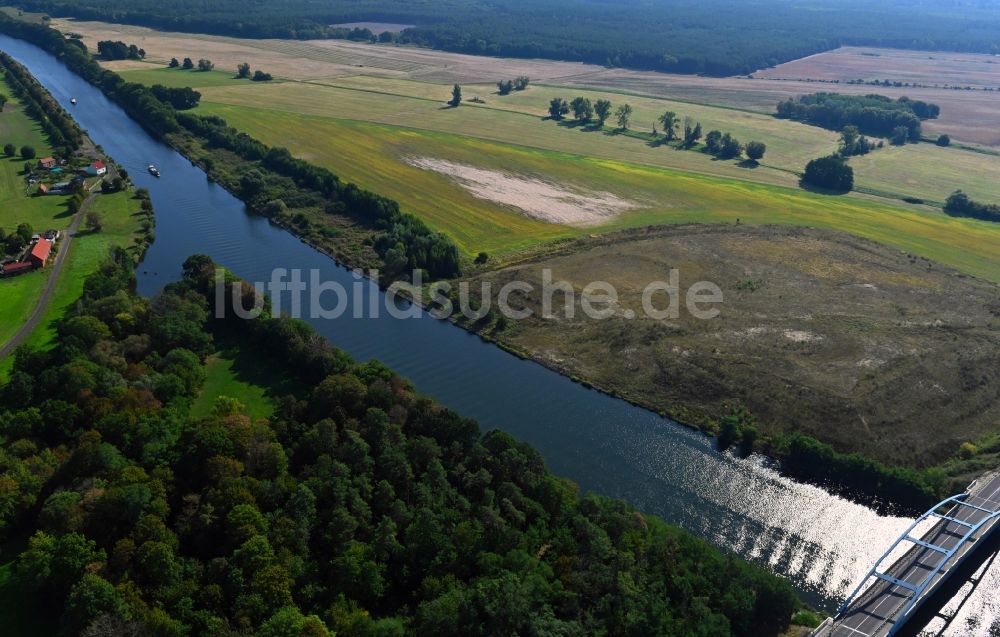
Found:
<box><xmin>755</xmin><ymin>46</ymin><xmax>1000</xmax><ymax>89</ymax></box>
<box><xmin>55</xmin><ymin>18</ymin><xmax>1000</xmax><ymax>145</ymax></box>
<box><xmin>462</xmin><ymin>224</ymin><xmax>1000</xmax><ymax>467</ymax></box>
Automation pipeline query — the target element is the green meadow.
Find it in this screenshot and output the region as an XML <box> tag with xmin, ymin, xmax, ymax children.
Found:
<box><xmin>190</xmin><ymin>336</ymin><xmax>300</xmax><ymax>422</ymax></box>
<box><xmin>193</xmin><ymin>102</ymin><xmax>1000</xmax><ymax>281</ymax></box>
<box><xmin>116</xmin><ymin>64</ymin><xmax>269</xmax><ymax>88</ymax></box>
<box><xmin>0</xmin><ymin>84</ymin><xmax>69</xmax><ymax>352</ymax></box>
<box><xmin>0</xmin><ymin>190</ymin><xmax>145</xmax><ymax>377</ymax></box>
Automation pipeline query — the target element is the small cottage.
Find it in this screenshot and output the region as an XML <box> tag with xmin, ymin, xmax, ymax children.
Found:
<box><xmin>85</xmin><ymin>160</ymin><xmax>107</xmax><ymax>176</ymax></box>
<box><xmin>38</xmin><ymin>157</ymin><xmax>57</xmax><ymax>170</ymax></box>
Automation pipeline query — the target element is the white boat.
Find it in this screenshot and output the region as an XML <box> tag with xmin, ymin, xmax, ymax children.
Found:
<box><xmin>148</xmin><ymin>164</ymin><xmax>160</xmax><ymax>177</ymax></box>
<box><xmin>70</xmin><ymin>98</ymin><xmax>77</xmax><ymax>105</ymax></box>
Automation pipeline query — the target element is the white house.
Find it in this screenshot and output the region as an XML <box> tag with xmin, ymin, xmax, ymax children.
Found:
<box><xmin>85</xmin><ymin>160</ymin><xmax>107</xmax><ymax>176</ymax></box>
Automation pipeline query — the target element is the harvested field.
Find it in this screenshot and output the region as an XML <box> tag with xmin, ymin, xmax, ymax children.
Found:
<box><xmin>461</xmin><ymin>224</ymin><xmax>1000</xmax><ymax>467</ymax></box>
<box><xmin>55</xmin><ymin>18</ymin><xmax>1000</xmax><ymax>145</ymax></box>
<box><xmin>405</xmin><ymin>156</ymin><xmax>639</xmax><ymax>226</ymax></box>
<box><xmin>755</xmin><ymin>46</ymin><xmax>1000</xmax><ymax>90</ymax></box>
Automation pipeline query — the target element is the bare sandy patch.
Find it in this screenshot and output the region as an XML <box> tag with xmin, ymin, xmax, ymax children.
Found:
<box><xmin>405</xmin><ymin>157</ymin><xmax>638</xmax><ymax>226</ymax></box>
<box><xmin>783</xmin><ymin>330</ymin><xmax>823</xmax><ymax>343</ymax></box>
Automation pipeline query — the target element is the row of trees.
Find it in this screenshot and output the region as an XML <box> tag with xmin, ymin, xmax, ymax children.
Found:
<box><xmin>3</xmin><ymin>142</ymin><xmax>40</xmax><ymax>159</ymax></box>
<box><xmin>496</xmin><ymin>76</ymin><xmax>529</xmax><ymax>95</ymax></box>
<box><xmin>236</xmin><ymin>62</ymin><xmax>273</xmax><ymax>82</ymax></box>
<box><xmin>776</xmin><ymin>93</ymin><xmax>938</xmax><ymax>141</ymax></box>
<box><xmin>0</xmin><ymin>252</ymin><xmax>800</xmax><ymax>636</ymax></box>
<box><xmin>96</xmin><ymin>39</ymin><xmax>145</xmax><ymax>60</ymax></box>
<box><xmin>168</xmin><ymin>57</ymin><xmax>214</xmax><ymax>72</ymax></box>
<box><xmin>545</xmin><ymin>96</ymin><xmax>767</xmax><ymax>162</ymax></box>
<box><xmin>0</xmin><ymin>51</ymin><xmax>83</xmax><ymax>154</ymax></box>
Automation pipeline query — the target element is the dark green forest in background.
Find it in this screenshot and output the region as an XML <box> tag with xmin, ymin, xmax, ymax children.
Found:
<box><xmin>13</xmin><ymin>0</ymin><xmax>1000</xmax><ymax>75</ymax></box>
<box><xmin>0</xmin><ymin>254</ymin><xmax>799</xmax><ymax>636</ymax></box>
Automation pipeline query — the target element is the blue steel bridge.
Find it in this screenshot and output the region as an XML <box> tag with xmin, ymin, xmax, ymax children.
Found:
<box><xmin>813</xmin><ymin>471</ymin><xmax>1000</xmax><ymax>637</ymax></box>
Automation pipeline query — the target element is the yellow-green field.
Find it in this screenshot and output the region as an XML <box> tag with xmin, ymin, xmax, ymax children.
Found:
<box><xmin>116</xmin><ymin>65</ymin><xmax>284</xmax><ymax>89</ymax></box>
<box><xmin>182</xmin><ymin>78</ymin><xmax>819</xmax><ymax>189</ymax></box>
<box><xmin>194</xmin><ymin>102</ymin><xmax>1000</xmax><ymax>281</ymax></box>
<box><xmin>111</xmin><ymin>64</ymin><xmax>1000</xmax><ymax>282</ymax></box>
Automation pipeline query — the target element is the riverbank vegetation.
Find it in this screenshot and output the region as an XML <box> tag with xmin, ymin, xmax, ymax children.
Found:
<box><xmin>0</xmin><ymin>253</ymin><xmax>801</xmax><ymax>635</ymax></box>
<box><xmin>14</xmin><ymin>0</ymin><xmax>1000</xmax><ymax>76</ymax></box>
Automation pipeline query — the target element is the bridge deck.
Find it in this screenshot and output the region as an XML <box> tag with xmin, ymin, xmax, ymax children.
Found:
<box><xmin>815</xmin><ymin>472</ymin><xmax>1000</xmax><ymax>637</ymax></box>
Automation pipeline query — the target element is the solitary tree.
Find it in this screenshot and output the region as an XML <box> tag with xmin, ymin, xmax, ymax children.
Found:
<box><xmin>548</xmin><ymin>97</ymin><xmax>569</xmax><ymax>119</ymax></box>
<box><xmin>3</xmin><ymin>143</ymin><xmax>15</xmax><ymax>157</ymax></box>
<box><xmin>449</xmin><ymin>84</ymin><xmax>462</xmax><ymax>107</ymax></box>
<box><xmin>658</xmin><ymin>111</ymin><xmax>678</xmax><ymax>141</ymax></box>
<box><xmin>936</xmin><ymin>134</ymin><xmax>951</xmax><ymax>147</ymax></box>
<box><xmin>168</xmin><ymin>57</ymin><xmax>179</xmax><ymax>68</ymax></box>
<box><xmin>570</xmin><ymin>97</ymin><xmax>593</xmax><ymax>123</ymax></box>
<box><xmin>182</xmin><ymin>57</ymin><xmax>194</xmax><ymax>70</ymax></box>
<box><xmin>802</xmin><ymin>155</ymin><xmax>854</xmax><ymax>192</ymax></box>
<box><xmin>745</xmin><ymin>141</ymin><xmax>766</xmax><ymax>163</ymax></box>
<box><xmin>497</xmin><ymin>80</ymin><xmax>513</xmax><ymax>95</ymax></box>
<box><xmin>514</xmin><ymin>76</ymin><xmax>530</xmax><ymax>91</ymax></box>
<box><xmin>615</xmin><ymin>103</ymin><xmax>633</xmax><ymax>130</ymax></box>
<box><xmin>237</xmin><ymin>62</ymin><xmax>251</xmax><ymax>78</ymax></box>
<box><xmin>85</xmin><ymin>211</ymin><xmax>103</xmax><ymax>233</ymax></box>
<box><xmin>252</xmin><ymin>70</ymin><xmax>273</xmax><ymax>82</ymax></box>
<box><xmin>20</xmin><ymin>145</ymin><xmax>36</xmax><ymax>160</ymax></box>
<box><xmin>197</xmin><ymin>59</ymin><xmax>214</xmax><ymax>72</ymax></box>
<box><xmin>594</xmin><ymin>99</ymin><xmax>612</xmax><ymax>126</ymax></box>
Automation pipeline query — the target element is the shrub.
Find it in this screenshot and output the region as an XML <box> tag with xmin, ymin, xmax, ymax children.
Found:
<box><xmin>802</xmin><ymin>155</ymin><xmax>854</xmax><ymax>192</ymax></box>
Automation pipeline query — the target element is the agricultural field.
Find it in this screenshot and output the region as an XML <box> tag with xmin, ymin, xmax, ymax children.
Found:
<box><xmin>461</xmin><ymin>224</ymin><xmax>1000</xmax><ymax>467</ymax></box>
<box><xmin>56</xmin><ymin>18</ymin><xmax>1000</xmax><ymax>145</ymax></box>
<box><xmin>755</xmin><ymin>46</ymin><xmax>1000</xmax><ymax>90</ymax></box>
<box><xmin>193</xmin><ymin>102</ymin><xmax>1000</xmax><ymax>280</ymax></box>
<box><xmin>109</xmin><ymin>65</ymin><xmax>267</xmax><ymax>88</ymax></box>
<box><xmin>65</xmin><ymin>18</ymin><xmax>997</xmax><ymax>288</ymax></box>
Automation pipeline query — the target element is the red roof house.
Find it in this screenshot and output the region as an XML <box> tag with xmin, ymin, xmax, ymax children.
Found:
<box><xmin>39</xmin><ymin>157</ymin><xmax>57</xmax><ymax>170</ymax></box>
<box><xmin>86</xmin><ymin>160</ymin><xmax>107</xmax><ymax>176</ymax></box>
<box><xmin>28</xmin><ymin>240</ymin><xmax>52</xmax><ymax>268</ymax></box>
<box><xmin>1</xmin><ymin>261</ymin><xmax>34</xmax><ymax>276</ymax></box>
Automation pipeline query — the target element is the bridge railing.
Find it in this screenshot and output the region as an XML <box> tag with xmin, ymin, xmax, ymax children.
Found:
<box><xmin>835</xmin><ymin>492</ymin><xmax>1000</xmax><ymax>636</ymax></box>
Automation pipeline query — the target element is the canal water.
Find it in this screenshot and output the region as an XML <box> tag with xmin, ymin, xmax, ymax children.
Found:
<box><xmin>3</xmin><ymin>33</ymin><xmax>997</xmax><ymax>633</ymax></box>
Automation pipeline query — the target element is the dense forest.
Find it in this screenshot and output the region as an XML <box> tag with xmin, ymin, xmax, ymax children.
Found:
<box><xmin>13</xmin><ymin>0</ymin><xmax>1000</xmax><ymax>76</ymax></box>
<box><xmin>776</xmin><ymin>93</ymin><xmax>939</xmax><ymax>140</ymax></box>
<box><xmin>0</xmin><ymin>14</ymin><xmax>462</xmax><ymax>280</ymax></box>
<box><xmin>0</xmin><ymin>253</ymin><xmax>799</xmax><ymax>635</ymax></box>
